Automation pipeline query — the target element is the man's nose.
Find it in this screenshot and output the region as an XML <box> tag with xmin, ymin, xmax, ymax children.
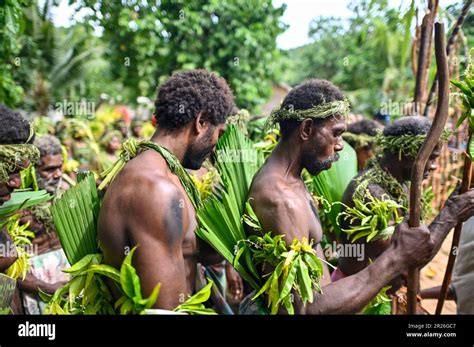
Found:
<box><xmin>7</xmin><ymin>174</ymin><xmax>22</xmax><ymax>189</ymax></box>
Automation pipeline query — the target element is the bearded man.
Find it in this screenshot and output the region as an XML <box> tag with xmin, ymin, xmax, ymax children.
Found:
<box><xmin>335</xmin><ymin>116</ymin><xmax>474</xmax><ymax>313</ymax></box>
<box><xmin>34</xmin><ymin>135</ymin><xmax>66</xmax><ymax>195</ymax></box>
<box><xmin>98</xmin><ymin>69</ymin><xmax>236</xmax><ymax>310</ymax></box>
<box><xmin>16</xmin><ymin>134</ymin><xmax>69</xmax><ymax>314</ymax></box>
<box><xmin>242</xmin><ymin>79</ymin><xmax>437</xmax><ymax>314</ymax></box>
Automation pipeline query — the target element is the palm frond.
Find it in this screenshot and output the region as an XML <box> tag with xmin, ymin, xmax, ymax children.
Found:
<box><xmin>196</xmin><ymin>125</ymin><xmax>264</xmax><ymax>290</ymax></box>
<box><xmin>50</xmin><ymin>46</ymin><xmax>104</xmax><ymax>89</ymax></box>
<box><xmin>51</xmin><ymin>172</ymin><xmax>100</xmax><ymax>265</ymax></box>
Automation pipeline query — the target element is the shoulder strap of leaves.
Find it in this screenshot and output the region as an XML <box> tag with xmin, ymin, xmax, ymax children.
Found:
<box><xmin>99</xmin><ymin>138</ymin><xmax>202</xmax><ymax>209</ymax></box>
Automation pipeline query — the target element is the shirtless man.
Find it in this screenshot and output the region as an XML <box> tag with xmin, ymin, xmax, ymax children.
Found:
<box><xmin>336</xmin><ymin>116</ymin><xmax>474</xmax><ymax>300</ymax></box>
<box><xmin>98</xmin><ymin>70</ymin><xmax>236</xmax><ymax>309</ymax></box>
<box><xmin>246</xmin><ymin>79</ymin><xmax>436</xmax><ymax>314</ymax></box>
<box><xmin>17</xmin><ymin>135</ymin><xmax>68</xmax><ymax>313</ymax></box>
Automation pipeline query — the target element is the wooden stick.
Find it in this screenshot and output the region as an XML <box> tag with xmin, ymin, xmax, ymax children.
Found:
<box><xmin>436</xmin><ymin>133</ymin><xmax>472</xmax><ymax>314</ymax></box>
<box><xmin>424</xmin><ymin>0</ymin><xmax>472</xmax><ymax>117</ymax></box>
<box><xmin>414</xmin><ymin>3</ymin><xmax>436</xmax><ymax>114</ymax></box>
<box><xmin>407</xmin><ymin>22</ymin><xmax>449</xmax><ymax>314</ymax></box>
<box><xmin>412</xmin><ymin>8</ymin><xmax>421</xmax><ymax>78</ymax></box>
<box><xmin>424</xmin><ymin>1</ymin><xmax>439</xmax><ymax>89</ymax></box>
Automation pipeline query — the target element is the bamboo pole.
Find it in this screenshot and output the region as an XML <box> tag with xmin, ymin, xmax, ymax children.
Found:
<box><xmin>407</xmin><ymin>22</ymin><xmax>449</xmax><ymax>314</ymax></box>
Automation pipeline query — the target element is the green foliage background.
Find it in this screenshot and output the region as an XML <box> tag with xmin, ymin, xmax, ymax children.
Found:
<box><xmin>1</xmin><ymin>0</ymin><xmax>286</xmax><ymax>114</ymax></box>
<box><xmin>0</xmin><ymin>0</ymin><xmax>472</xmax><ymax>115</ymax></box>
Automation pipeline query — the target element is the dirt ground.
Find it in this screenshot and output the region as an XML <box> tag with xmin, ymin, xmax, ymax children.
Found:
<box><xmin>420</xmin><ymin>232</ymin><xmax>457</xmax><ymax>314</ymax></box>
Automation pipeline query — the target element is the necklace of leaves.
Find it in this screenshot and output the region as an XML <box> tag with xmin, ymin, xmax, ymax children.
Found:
<box><xmin>353</xmin><ymin>160</ymin><xmax>406</xmax><ymax>204</ymax></box>
<box><xmin>99</xmin><ymin>138</ymin><xmax>203</xmax><ymax>210</ymax></box>
<box><xmin>340</xmin><ymin>160</ymin><xmax>432</xmax><ymax>243</ymax></box>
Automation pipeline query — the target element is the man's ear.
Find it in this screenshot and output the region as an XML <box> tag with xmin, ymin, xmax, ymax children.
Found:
<box><xmin>193</xmin><ymin>111</ymin><xmax>206</xmax><ymax>135</ymax></box>
<box><xmin>300</xmin><ymin>118</ymin><xmax>313</xmax><ymax>141</ymax></box>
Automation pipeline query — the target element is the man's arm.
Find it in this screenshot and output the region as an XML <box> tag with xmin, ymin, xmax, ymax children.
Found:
<box><xmin>125</xmin><ymin>179</ymin><xmax>189</xmax><ymax>310</ymax></box>
<box><xmin>304</xmin><ymin>248</ymin><xmax>400</xmax><ymax>314</ymax></box>
<box><xmin>251</xmin><ymin>193</ymin><xmax>433</xmax><ymax>314</ymax></box>
<box><xmin>17</xmin><ymin>273</ymin><xmax>65</xmax><ymax>294</ymax></box>
<box><xmin>197</xmin><ymin>237</ymin><xmax>224</xmax><ymax>266</ymax></box>
<box><xmin>309</xmin><ymin>221</ymin><xmax>433</xmax><ymax>314</ymax></box>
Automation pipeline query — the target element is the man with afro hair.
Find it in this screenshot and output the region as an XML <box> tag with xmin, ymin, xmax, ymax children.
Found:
<box><xmin>243</xmin><ymin>80</ymin><xmax>436</xmax><ymax>314</ymax></box>
<box><xmin>98</xmin><ymin>69</ymin><xmax>236</xmax><ymax>310</ymax></box>
<box><xmin>336</xmin><ymin>116</ymin><xmax>474</xmax><ymax>313</ymax></box>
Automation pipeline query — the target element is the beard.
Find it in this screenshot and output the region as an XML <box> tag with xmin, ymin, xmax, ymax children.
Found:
<box><xmin>182</xmin><ymin>129</ymin><xmax>215</xmax><ymax>170</ymax></box>
<box><xmin>36</xmin><ymin>174</ymin><xmax>61</xmax><ymax>195</ymax></box>
<box><xmin>305</xmin><ymin>152</ymin><xmax>340</xmax><ymax>176</ymax></box>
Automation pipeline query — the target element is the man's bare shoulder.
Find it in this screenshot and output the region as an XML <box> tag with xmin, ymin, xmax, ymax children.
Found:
<box><xmin>249</xmin><ymin>170</ymin><xmax>300</xmax><ymax>209</ymax></box>
<box><xmin>106</xmin><ymin>158</ymin><xmax>185</xmax><ymax>217</ymax></box>
<box><xmin>98</xmin><ymin>158</ymin><xmax>186</xmax><ymax>267</ymax></box>
<box><xmin>248</xmin><ymin>169</ymin><xmax>307</xmax><ymax>237</ymax></box>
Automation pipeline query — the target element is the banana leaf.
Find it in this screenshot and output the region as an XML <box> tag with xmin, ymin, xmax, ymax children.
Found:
<box><xmin>196</xmin><ymin>125</ymin><xmax>264</xmax><ymax>290</ymax></box>
<box><xmin>0</xmin><ymin>189</ymin><xmax>51</xmax><ymax>218</ymax></box>
<box><xmin>309</xmin><ymin>141</ymin><xmax>358</xmax><ymax>237</ymax></box>
<box><xmin>51</xmin><ymin>172</ymin><xmax>100</xmax><ymax>265</ymax></box>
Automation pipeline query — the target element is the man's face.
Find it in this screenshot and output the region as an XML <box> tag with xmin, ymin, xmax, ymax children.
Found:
<box><xmin>36</xmin><ymin>154</ymin><xmax>64</xmax><ymax>194</ymax></box>
<box><xmin>107</xmin><ymin>136</ymin><xmax>122</xmax><ymax>153</ymax></box>
<box><xmin>132</xmin><ymin>125</ymin><xmax>142</xmax><ymax>138</ymax></box>
<box><xmin>399</xmin><ymin>144</ymin><xmax>441</xmax><ymax>182</ymax></box>
<box><xmin>0</xmin><ymin>160</ymin><xmax>30</xmax><ymax>205</ymax></box>
<box><xmin>302</xmin><ymin>114</ymin><xmax>346</xmax><ymax>176</ymax></box>
<box><xmin>183</xmin><ymin>123</ymin><xmax>226</xmax><ymax>170</ymax></box>
<box><xmin>357</xmin><ymin>147</ymin><xmax>374</xmax><ymax>170</ymax></box>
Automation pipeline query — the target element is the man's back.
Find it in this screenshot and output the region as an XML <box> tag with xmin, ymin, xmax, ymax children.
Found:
<box><xmin>98</xmin><ymin>149</ymin><xmax>198</xmax><ymax>309</ymax></box>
